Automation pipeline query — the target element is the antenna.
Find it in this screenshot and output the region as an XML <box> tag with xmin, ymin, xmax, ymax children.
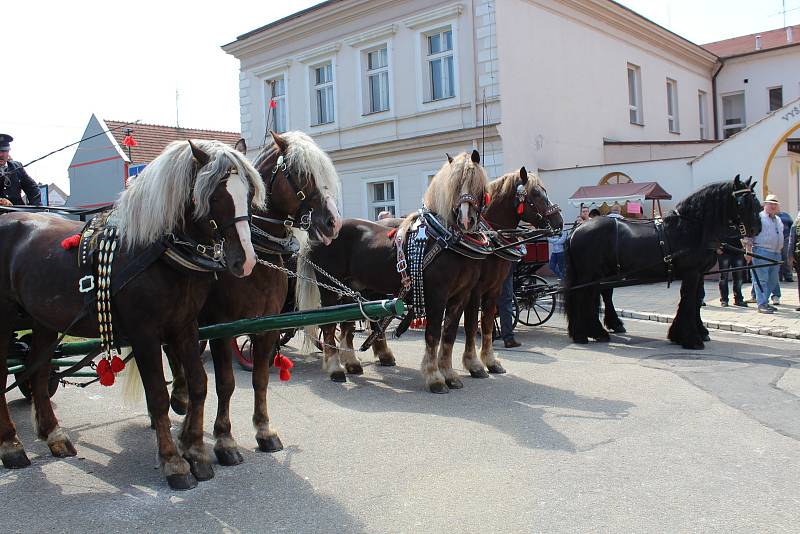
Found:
<box><xmin>175</xmin><ymin>89</ymin><xmax>181</xmax><ymax>128</ymax></box>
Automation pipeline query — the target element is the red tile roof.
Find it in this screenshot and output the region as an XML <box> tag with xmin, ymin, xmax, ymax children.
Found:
<box><xmin>703</xmin><ymin>25</ymin><xmax>800</xmax><ymax>57</ymax></box>
<box><xmin>104</xmin><ymin>120</ymin><xmax>241</xmax><ymax>165</ymax></box>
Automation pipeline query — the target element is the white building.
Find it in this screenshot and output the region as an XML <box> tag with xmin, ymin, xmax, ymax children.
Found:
<box><xmin>223</xmin><ymin>0</ymin><xmax>717</xmax><ymax>220</ymax></box>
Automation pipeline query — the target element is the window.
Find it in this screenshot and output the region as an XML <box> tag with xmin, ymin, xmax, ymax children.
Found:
<box><xmin>769</xmin><ymin>86</ymin><xmax>783</xmax><ymax>112</ymax></box>
<box><xmin>627</xmin><ymin>64</ymin><xmax>643</xmax><ymax>125</ymax></box>
<box><xmin>367</xmin><ymin>180</ymin><xmax>396</xmax><ymax>220</ymax></box>
<box><xmin>426</xmin><ymin>28</ymin><xmax>455</xmax><ymax>101</ymax></box>
<box><xmin>722</xmin><ymin>92</ymin><xmax>746</xmax><ymax>138</ymax></box>
<box><xmin>698</xmin><ymin>91</ymin><xmax>708</xmax><ymax>140</ymax></box>
<box><xmin>311</xmin><ymin>62</ymin><xmax>335</xmax><ymax>125</ymax></box>
<box><xmin>266</xmin><ymin>77</ymin><xmax>287</xmax><ymax>133</ymax></box>
<box><xmin>666</xmin><ymin>78</ymin><xmax>679</xmax><ymax>133</ymax></box>
<box><xmin>365</xmin><ymin>46</ymin><xmax>389</xmax><ymax>114</ymax></box>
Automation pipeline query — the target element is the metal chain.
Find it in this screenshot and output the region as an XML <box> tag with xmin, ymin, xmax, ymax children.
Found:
<box><xmin>255</xmin><ymin>256</ymin><xmax>364</xmax><ymax>302</ymax></box>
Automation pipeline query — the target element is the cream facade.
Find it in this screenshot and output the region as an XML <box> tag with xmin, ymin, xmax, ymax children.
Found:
<box><xmin>224</xmin><ymin>0</ymin><xmax>716</xmax><ymax>220</ymax></box>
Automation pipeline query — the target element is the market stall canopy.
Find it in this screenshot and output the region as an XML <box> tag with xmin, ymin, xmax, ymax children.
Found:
<box><xmin>568</xmin><ymin>182</ymin><xmax>672</xmax><ymax>207</ymax></box>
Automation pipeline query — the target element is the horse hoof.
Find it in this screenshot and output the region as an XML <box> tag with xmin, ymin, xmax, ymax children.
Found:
<box><xmin>702</xmin><ymin>334</ymin><xmax>711</xmax><ymax>342</ymax></box>
<box><xmin>487</xmin><ymin>363</ymin><xmax>506</xmax><ymax>374</ymax></box>
<box><xmin>445</xmin><ymin>377</ymin><xmax>464</xmax><ymax>389</ymax></box>
<box><xmin>330</xmin><ymin>371</ymin><xmax>347</xmax><ymax>383</ymax></box>
<box><xmin>257</xmin><ymin>435</ymin><xmax>284</xmax><ymax>453</ymax></box>
<box><xmin>429</xmin><ymin>382</ymin><xmax>449</xmax><ymax>394</ymax></box>
<box><xmin>573</xmin><ymin>336</ymin><xmax>589</xmax><ymax>344</ymax></box>
<box><xmin>681</xmin><ymin>342</ymin><xmax>704</xmax><ymax>350</ymax></box>
<box><xmin>469</xmin><ymin>368</ymin><xmax>489</xmax><ymax>379</ymax></box>
<box><xmin>378</xmin><ymin>358</ymin><xmax>396</xmax><ymax>367</ymax></box>
<box><xmin>186</xmin><ymin>457</ymin><xmax>214</xmax><ymax>481</ymax></box>
<box><xmin>214</xmin><ymin>447</ymin><xmax>244</xmax><ymax>466</ymax></box>
<box><xmin>48</xmin><ymin>440</ymin><xmax>77</xmax><ymax>458</ymax></box>
<box><xmin>166</xmin><ymin>473</ymin><xmax>198</xmax><ymax>491</ymax></box>
<box><xmin>610</xmin><ymin>325</ymin><xmax>627</xmax><ymax>334</ymax></box>
<box><xmin>593</xmin><ymin>333</ymin><xmax>610</xmax><ymax>342</ymax></box>
<box><xmin>345</xmin><ymin>363</ymin><xmax>364</xmax><ymax>375</ymax></box>
<box><xmin>1</xmin><ymin>449</ymin><xmax>31</xmax><ymax>469</ymax></box>
<box><xmin>170</xmin><ymin>396</ymin><xmax>188</xmax><ymax>416</ymax></box>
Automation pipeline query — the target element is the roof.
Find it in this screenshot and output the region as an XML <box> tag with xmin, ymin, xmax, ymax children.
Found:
<box><xmin>103</xmin><ymin>120</ymin><xmax>241</xmax><ymax>165</ymax></box>
<box><xmin>569</xmin><ymin>182</ymin><xmax>672</xmax><ymax>207</ymax></box>
<box><xmin>703</xmin><ymin>25</ymin><xmax>799</xmax><ymax>58</ymax></box>
<box><xmin>229</xmin><ymin>0</ymin><xmax>340</xmax><ymax>44</ymax></box>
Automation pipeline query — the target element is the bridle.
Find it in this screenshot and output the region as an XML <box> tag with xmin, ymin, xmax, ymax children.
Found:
<box><xmin>515</xmin><ymin>183</ymin><xmax>561</xmax><ymax>231</ymax></box>
<box><xmin>730</xmin><ymin>186</ymin><xmax>757</xmax><ymax>238</ymax></box>
<box><xmin>257</xmin><ymin>154</ymin><xmax>316</xmax><ymax>231</ymax></box>
<box><xmin>453</xmin><ymin>192</ymin><xmax>490</xmax><ymax>232</ymax></box>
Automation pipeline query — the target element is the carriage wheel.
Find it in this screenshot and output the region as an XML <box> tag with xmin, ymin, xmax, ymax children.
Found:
<box><xmin>491</xmin><ymin>296</ymin><xmax>520</xmax><ymax>338</ymax></box>
<box><xmin>515</xmin><ymin>274</ymin><xmax>556</xmax><ymax>326</ymax></box>
<box><xmin>234</xmin><ymin>337</ymin><xmax>253</xmax><ymax>372</ymax></box>
<box><xmin>279</xmin><ymin>329</ymin><xmax>296</xmax><ymax>346</ymax></box>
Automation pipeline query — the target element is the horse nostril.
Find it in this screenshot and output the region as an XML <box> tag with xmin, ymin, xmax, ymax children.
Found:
<box><xmin>326</xmin><ymin>216</ymin><xmax>336</xmax><ymax>229</ymax></box>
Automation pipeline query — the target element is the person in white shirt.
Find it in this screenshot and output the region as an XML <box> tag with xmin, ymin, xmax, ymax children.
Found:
<box><xmin>744</xmin><ymin>194</ymin><xmax>784</xmax><ymax>313</ymax></box>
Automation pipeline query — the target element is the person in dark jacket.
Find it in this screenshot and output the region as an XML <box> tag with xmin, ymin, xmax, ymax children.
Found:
<box><xmin>717</xmin><ymin>231</ymin><xmax>747</xmax><ymax>307</ymax></box>
<box><xmin>0</xmin><ymin>134</ymin><xmax>42</xmax><ymax>206</ymax></box>
<box><xmin>779</xmin><ymin>210</ymin><xmax>794</xmax><ymax>282</ymax></box>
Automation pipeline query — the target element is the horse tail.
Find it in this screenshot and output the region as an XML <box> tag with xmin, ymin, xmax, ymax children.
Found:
<box><xmin>562</xmin><ymin>231</ymin><xmax>578</xmax><ymax>338</ymax></box>
<box><xmin>296</xmin><ymin>241</ymin><xmax>322</xmax><ymax>354</ymax></box>
<box><xmin>120</xmin><ymin>348</ymin><xmax>144</xmax><ymax>405</ymax></box>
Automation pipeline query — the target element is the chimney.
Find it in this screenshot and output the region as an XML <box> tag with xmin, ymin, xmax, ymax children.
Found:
<box><xmin>755</xmin><ymin>34</ymin><xmax>762</xmax><ymax>50</ymax></box>
<box><xmin>788</xmin><ymin>26</ymin><xmax>794</xmax><ymax>44</ymax></box>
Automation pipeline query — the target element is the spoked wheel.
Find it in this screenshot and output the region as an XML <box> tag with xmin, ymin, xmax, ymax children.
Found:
<box><xmin>234</xmin><ymin>337</ymin><xmax>253</xmax><ymax>371</ymax></box>
<box><xmin>279</xmin><ymin>329</ymin><xmax>296</xmax><ymax>346</ymax></box>
<box><xmin>13</xmin><ymin>334</ymin><xmax>59</xmax><ymax>400</ymax></box>
<box><xmin>491</xmin><ymin>296</ymin><xmax>519</xmax><ymax>338</ymax></box>
<box><xmin>515</xmin><ymin>274</ymin><xmax>557</xmax><ymax>326</ymax></box>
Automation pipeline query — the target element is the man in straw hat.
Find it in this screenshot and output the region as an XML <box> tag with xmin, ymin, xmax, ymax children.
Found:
<box><xmin>744</xmin><ymin>193</ymin><xmax>783</xmax><ymax>313</ymax></box>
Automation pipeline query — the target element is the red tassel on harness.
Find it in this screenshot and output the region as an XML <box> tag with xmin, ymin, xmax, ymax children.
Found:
<box><xmin>386</xmin><ymin>228</ymin><xmax>398</xmax><ymax>239</ymax></box>
<box><xmin>485</xmin><ymin>193</ymin><xmax>490</xmax><ymax>206</ymax></box>
<box><xmin>517</xmin><ymin>203</ymin><xmax>525</xmax><ymax>215</ymax></box>
<box><xmin>96</xmin><ymin>358</ymin><xmax>115</xmax><ymax>386</ymax></box>
<box><xmin>110</xmin><ymin>355</ymin><xmax>125</xmax><ymax>373</ymax></box>
<box><xmin>61</xmin><ymin>234</ymin><xmax>81</xmax><ymax>250</ymax></box>
<box><xmin>274</xmin><ymin>353</ymin><xmax>294</xmax><ymax>381</ymax></box>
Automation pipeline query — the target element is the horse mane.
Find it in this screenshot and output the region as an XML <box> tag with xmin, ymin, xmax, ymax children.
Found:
<box><xmin>487</xmin><ymin>168</ymin><xmax>544</xmax><ymax>201</ymax></box>
<box><xmin>253</xmin><ymin>130</ymin><xmax>341</xmax><ymax>205</ymax></box>
<box><xmin>672</xmin><ymin>181</ymin><xmax>736</xmax><ymax>244</ymax></box>
<box><xmin>423</xmin><ymin>152</ymin><xmax>488</xmax><ymax>227</ymax></box>
<box><xmin>116</xmin><ymin>139</ymin><xmax>266</xmax><ymax>250</ymax></box>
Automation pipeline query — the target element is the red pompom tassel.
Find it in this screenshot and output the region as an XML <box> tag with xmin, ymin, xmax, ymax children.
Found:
<box><xmin>61</xmin><ymin>234</ymin><xmax>81</xmax><ymax>250</ymax></box>
<box><xmin>485</xmin><ymin>193</ymin><xmax>490</xmax><ymax>206</ymax></box>
<box><xmin>96</xmin><ymin>358</ymin><xmax>110</xmax><ymax>376</ymax></box>
<box><xmin>517</xmin><ymin>203</ymin><xmax>525</xmax><ymax>215</ymax></box>
<box><xmin>98</xmin><ymin>371</ymin><xmax>115</xmax><ymax>386</ymax></box>
<box><xmin>274</xmin><ymin>353</ymin><xmax>294</xmax><ymax>381</ymax></box>
<box><xmin>110</xmin><ymin>356</ymin><xmax>125</xmax><ymax>373</ymax></box>
<box><xmin>386</xmin><ymin>228</ymin><xmax>397</xmax><ymax>239</ymax></box>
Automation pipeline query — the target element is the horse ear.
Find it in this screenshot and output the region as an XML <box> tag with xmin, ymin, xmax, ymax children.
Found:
<box><xmin>188</xmin><ymin>140</ymin><xmax>210</xmax><ymax>167</ymax></box>
<box><xmin>234</xmin><ymin>138</ymin><xmax>247</xmax><ymax>154</ymax></box>
<box><xmin>751</xmin><ymin>180</ymin><xmax>758</xmax><ymax>192</ymax></box>
<box><xmin>519</xmin><ymin>166</ymin><xmax>528</xmax><ymax>184</ymax></box>
<box><xmin>270</xmin><ymin>131</ymin><xmax>289</xmax><ymax>154</ymax></box>
<box><xmin>471</xmin><ymin>149</ymin><xmax>480</xmax><ymax>164</ymax></box>
<box><xmin>733</xmin><ymin>174</ymin><xmax>742</xmax><ymax>185</ymax></box>
<box><xmin>445</xmin><ymin>153</ymin><xmax>453</xmax><ymax>164</ymax></box>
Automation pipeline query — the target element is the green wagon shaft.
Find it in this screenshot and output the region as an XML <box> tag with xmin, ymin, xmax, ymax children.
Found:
<box><xmin>9</xmin><ymin>298</ymin><xmax>405</xmax><ymax>373</ymax></box>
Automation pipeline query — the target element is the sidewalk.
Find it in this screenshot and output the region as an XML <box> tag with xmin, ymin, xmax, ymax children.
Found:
<box><xmin>545</xmin><ymin>277</ymin><xmax>800</xmax><ymax>340</ymax></box>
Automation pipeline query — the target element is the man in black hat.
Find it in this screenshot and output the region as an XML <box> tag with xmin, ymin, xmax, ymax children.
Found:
<box><xmin>0</xmin><ymin>134</ymin><xmax>42</xmax><ymax>206</ymax></box>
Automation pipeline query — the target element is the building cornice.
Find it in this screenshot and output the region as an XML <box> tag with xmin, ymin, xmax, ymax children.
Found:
<box><xmin>252</xmin><ymin>58</ymin><xmax>292</xmax><ymax>78</ymax></box>
<box><xmin>402</xmin><ymin>3</ymin><xmax>464</xmax><ymax>30</ymax></box>
<box><xmin>343</xmin><ymin>23</ymin><xmax>398</xmax><ymax>47</ymax></box>
<box><xmin>296</xmin><ymin>42</ymin><xmax>342</xmax><ymax>64</ymax></box>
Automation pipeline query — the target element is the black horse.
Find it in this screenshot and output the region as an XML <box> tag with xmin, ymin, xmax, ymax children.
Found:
<box><xmin>564</xmin><ymin>176</ymin><xmax>761</xmax><ymax>350</ymax></box>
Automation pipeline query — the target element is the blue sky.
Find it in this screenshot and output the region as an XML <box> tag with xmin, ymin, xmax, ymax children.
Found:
<box><xmin>6</xmin><ymin>0</ymin><xmax>799</xmax><ymax>191</ymax></box>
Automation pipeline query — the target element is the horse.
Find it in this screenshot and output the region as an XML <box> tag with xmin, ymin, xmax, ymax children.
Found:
<box><xmin>460</xmin><ymin>167</ymin><xmax>563</xmax><ymax>377</ymax></box>
<box><xmin>163</xmin><ymin>131</ymin><xmax>341</xmax><ymax>464</ymax></box>
<box><xmin>564</xmin><ymin>175</ymin><xmax>762</xmax><ymax>350</ymax></box>
<box><xmin>296</xmin><ymin>150</ymin><xmax>489</xmax><ymax>393</ymax></box>
<box><xmin>0</xmin><ymin>139</ymin><xmax>265</xmax><ymax>490</ymax></box>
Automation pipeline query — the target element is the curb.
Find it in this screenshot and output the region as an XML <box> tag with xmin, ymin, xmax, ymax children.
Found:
<box><xmin>616</xmin><ymin>309</ymin><xmax>800</xmax><ymax>340</ymax></box>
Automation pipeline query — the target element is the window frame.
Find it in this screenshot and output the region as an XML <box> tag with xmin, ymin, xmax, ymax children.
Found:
<box><xmin>360</xmin><ymin>43</ymin><xmax>392</xmax><ymax>116</ymax></box>
<box><xmin>627</xmin><ymin>63</ymin><xmax>643</xmax><ymax>126</ymax></box>
<box><xmin>265</xmin><ymin>75</ymin><xmax>288</xmax><ymax>134</ymax></box>
<box><xmin>363</xmin><ymin>176</ymin><xmax>399</xmax><ymax>220</ymax></box>
<box><xmin>308</xmin><ymin>59</ymin><xmax>337</xmax><ymax>128</ymax></box>
<box><xmin>698</xmin><ymin>90</ymin><xmax>708</xmax><ymax>140</ymax></box>
<box><xmin>414</xmin><ymin>21</ymin><xmax>460</xmax><ymax>111</ymax></box>
<box><xmin>666</xmin><ymin>78</ymin><xmax>680</xmax><ymax>134</ymax></box>
<box><xmin>721</xmin><ymin>91</ymin><xmax>746</xmax><ymax>139</ymax></box>
<box><xmin>768</xmin><ymin>86</ymin><xmax>783</xmax><ymax>112</ymax></box>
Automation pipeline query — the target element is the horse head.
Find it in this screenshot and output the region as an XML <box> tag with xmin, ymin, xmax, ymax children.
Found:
<box><xmin>425</xmin><ymin>149</ymin><xmax>488</xmax><ymax>233</ymax></box>
<box><xmin>116</xmin><ymin>139</ymin><xmax>265</xmax><ymax>278</ymax></box>
<box><xmin>731</xmin><ymin>174</ymin><xmax>762</xmax><ymax>238</ymax></box>
<box><xmin>513</xmin><ymin>167</ymin><xmax>563</xmax><ymax>231</ymax></box>
<box><xmin>251</xmin><ymin>131</ymin><xmax>342</xmax><ymax>245</ymax></box>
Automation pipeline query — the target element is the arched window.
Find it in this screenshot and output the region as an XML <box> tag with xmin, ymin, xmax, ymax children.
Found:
<box><xmin>598</xmin><ymin>172</ymin><xmax>633</xmax><ymax>185</ymax></box>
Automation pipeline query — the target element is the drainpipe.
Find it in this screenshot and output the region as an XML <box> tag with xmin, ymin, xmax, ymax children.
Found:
<box><xmin>711</xmin><ymin>59</ymin><xmax>724</xmax><ymax>140</ymax></box>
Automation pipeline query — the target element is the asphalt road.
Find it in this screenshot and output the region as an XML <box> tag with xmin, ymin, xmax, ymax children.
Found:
<box><xmin>3</xmin><ymin>316</ymin><xmax>800</xmax><ymax>533</ymax></box>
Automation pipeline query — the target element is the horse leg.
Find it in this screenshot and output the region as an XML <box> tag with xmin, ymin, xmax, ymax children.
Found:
<box><xmin>461</xmin><ymin>292</ymin><xmax>488</xmax><ymax>378</ymax></box>
<box><xmin>602</xmin><ymin>289</ymin><xmax>626</xmax><ymax>333</ymax></box>
<box><xmin>319</xmin><ymin>323</ymin><xmax>346</xmax><ymax>382</ymax></box>
<box><xmin>371</xmin><ymin>322</ymin><xmax>396</xmax><ymax>366</ymax></box>
<box><xmin>164</xmin><ymin>345</ymin><xmax>188</xmax><ymax>416</ymax></box>
<box><xmin>695</xmin><ymin>282</ymin><xmax>710</xmax><ymax>342</ymax></box>
<box><xmin>0</xmin><ymin>327</ymin><xmax>30</xmax><ymax>469</ymax></box>
<box><xmin>421</xmin><ymin>297</ymin><xmax>448</xmax><ymax>394</ymax></box>
<box><xmin>338</xmin><ymin>321</ymin><xmax>363</xmax><ymax>375</ymax></box>
<box><xmin>567</xmin><ymin>286</ymin><xmax>589</xmax><ymax>344</ymax></box>
<box><xmin>134</xmin><ymin>338</ymin><xmax>196</xmax><ymax>490</ymax></box>
<box><xmin>480</xmin><ymin>299</ymin><xmax>505</xmax><ymax>375</ymax></box>
<box><xmin>252</xmin><ymin>332</ymin><xmax>283</xmax><ymax>453</ymax></box>
<box><xmin>209</xmin><ymin>337</ymin><xmax>243</xmax><ymax>466</ymax></box>
<box><xmin>439</xmin><ymin>295</ymin><xmax>470</xmax><ymax>389</ymax></box>
<box><xmin>29</xmin><ymin>326</ymin><xmax>76</xmax><ymax>458</ymax></box>
<box><xmin>589</xmin><ymin>289</ymin><xmax>610</xmax><ymax>341</ymax></box>
<box><xmin>168</xmin><ymin>330</ymin><xmax>214</xmax><ymax>482</ymax></box>
<box><xmin>668</xmin><ymin>275</ymin><xmax>704</xmax><ymax>350</ymax></box>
